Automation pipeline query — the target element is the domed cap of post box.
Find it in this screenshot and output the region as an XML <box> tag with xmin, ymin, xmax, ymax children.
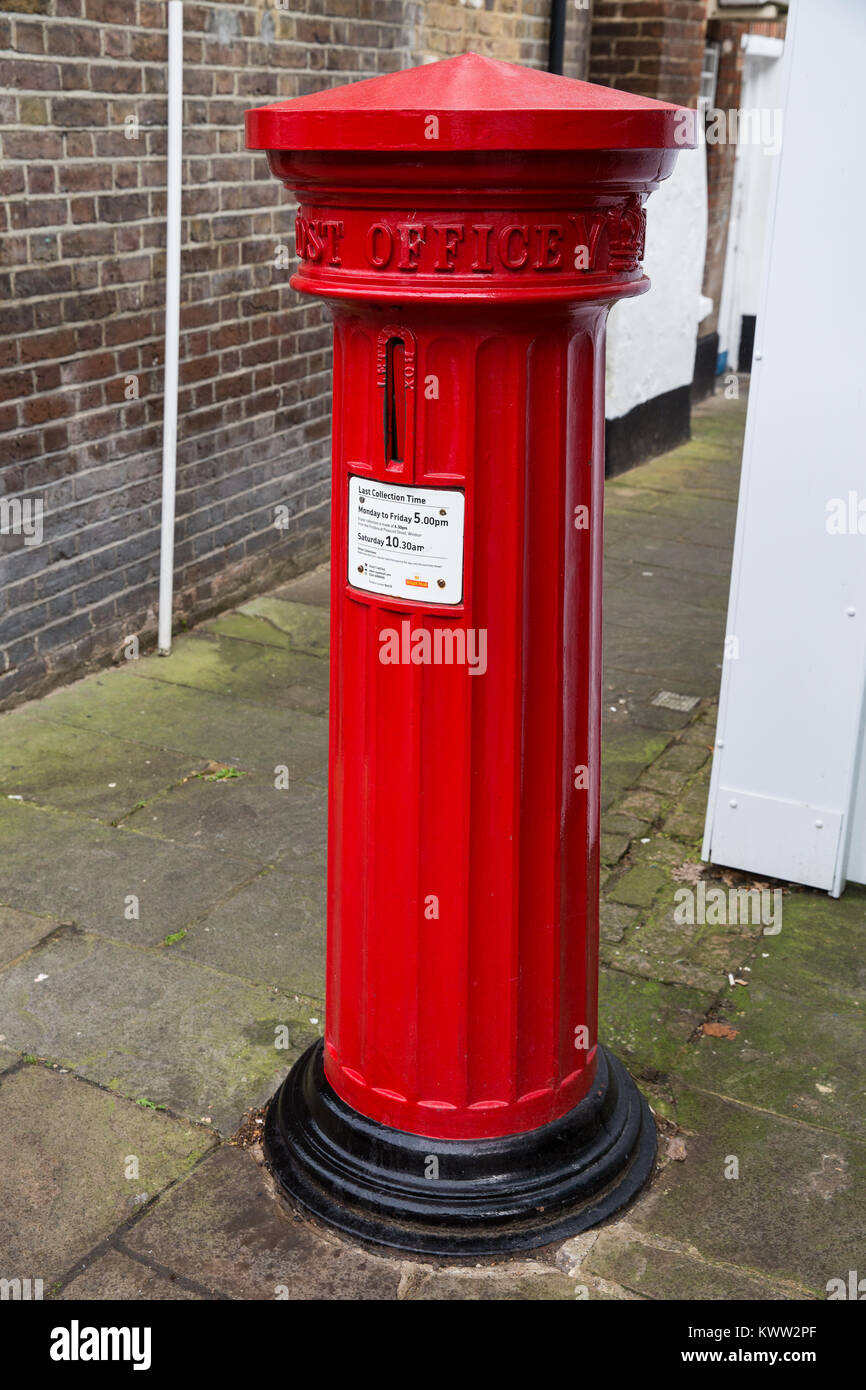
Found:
<box><xmin>245</xmin><ymin>52</ymin><xmax>696</xmax><ymax>154</ymax></box>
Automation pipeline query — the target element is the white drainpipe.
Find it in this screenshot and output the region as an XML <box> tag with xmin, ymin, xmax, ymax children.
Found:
<box><xmin>158</xmin><ymin>0</ymin><xmax>183</xmax><ymax>655</ymax></box>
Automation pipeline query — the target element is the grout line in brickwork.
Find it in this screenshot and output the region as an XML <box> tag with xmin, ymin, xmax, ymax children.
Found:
<box><xmin>1</xmin><ymin>428</ymin><xmax>332</xmax><ymax>517</ymax></box>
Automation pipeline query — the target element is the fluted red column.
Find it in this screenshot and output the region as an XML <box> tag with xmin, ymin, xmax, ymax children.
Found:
<box><xmin>324</xmin><ymin>304</ymin><xmax>608</xmax><ymax>1139</ymax></box>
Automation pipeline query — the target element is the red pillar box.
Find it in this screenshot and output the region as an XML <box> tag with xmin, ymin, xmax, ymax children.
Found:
<box><xmin>246</xmin><ymin>55</ymin><xmax>695</xmax><ymax>1255</ymax></box>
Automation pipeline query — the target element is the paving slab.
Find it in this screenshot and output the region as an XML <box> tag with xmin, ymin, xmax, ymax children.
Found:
<box><xmin>629</xmin><ymin>1086</ymin><xmax>866</xmax><ymax>1295</ymax></box>
<box><xmin>747</xmin><ymin>885</ymin><xmax>866</xmax><ymax>1009</ymax></box>
<box><xmin>605</xmin><ymin>529</ymin><xmax>737</xmax><ymax>580</ymax></box>
<box><xmin>120</xmin><ymin>773</ymin><xmax>327</xmax><ymax>869</ymax></box>
<box><xmin>123</xmin><ymin>1145</ymin><xmax>403</xmax><ymax>1300</ymax></box>
<box><xmin>609</xmin><ymin>564</ymin><xmax>731</xmax><ymax>627</ymax></box>
<box><xmin>691</xmin><ymin>396</ymin><xmax>749</xmax><ymax>431</ymax></box>
<box><xmin>270</xmin><ymin>564</ymin><xmax>330</xmax><ymax>608</ymax></box>
<box><xmin>615</xmin><ymin>450</ymin><xmax>743</xmax><ymax>504</ymax></box>
<box><xmin>606</xmin><ymin>863</ymin><xmax>670</xmax><ymax>909</ymax></box>
<box><xmin>176</xmin><ymin>865</ymin><xmax>326</xmax><ymax>998</ymax></box>
<box><xmin>0</xmin><ymin>1063</ymin><xmax>213</xmax><ymax>1285</ymax></box>
<box><xmin>613</xmin><ymin>787</ymin><xmax>670</xmax><ymax>823</ymax></box>
<box><xmin>602</xmin><ymin>810</ymin><xmax>654</xmax><ymax>839</ymax></box>
<box><xmin>11</xmin><ymin>674</ymin><xmax>328</xmax><ymax>777</ymax></box>
<box><xmin>677</xmin><ymin>705</ymin><xmax>719</xmax><ymax>744</ymax></box>
<box><xmin>583</xmin><ymin>1226</ymin><xmax>810</xmax><ymax>1301</ymax></box>
<box><xmin>0</xmin><ymin>931</ymin><xmax>321</xmax><ymax>1135</ymax></box>
<box><xmin>635</xmin><ymin>765</ymin><xmax>694</xmax><ymax>800</ymax></box>
<box><xmin>602</xmin><ymin>724</ymin><xmax>673</xmax><ymax>792</ymax></box>
<box><xmin>647</xmin><ymin>738</ymin><xmax>711</xmax><ymax>778</ymax></box>
<box><xmin>676</xmin><ymin>982</ymin><xmax>866</xmax><ymax>1141</ymax></box>
<box><xmin>0</xmin><ymin>800</ymin><xmax>260</xmax><ymax>947</ymax></box>
<box><xmin>232</xmin><ymin>597</ymin><xmax>330</xmax><ymax>656</ymax></box>
<box><xmin>124</xmin><ymin>632</ymin><xmax>328</xmax><ymax>716</ymax></box>
<box><xmin>603</xmin><ymin>557</ymin><xmax>637</xmax><ymax>589</ymax></box>
<box><xmin>201</xmin><ymin>599</ymin><xmax>329</xmax><ymax>658</ymax></box>
<box><xmin>601</xmin><ymin>667</ymin><xmax>707</xmax><ymax>734</ymax></box>
<box><xmin>599</xmin><ymin>967</ymin><xmax>714</xmax><ymax>1077</ymax></box>
<box><xmin>610</xmin><ymin>905</ymin><xmax>758</xmax><ymax>995</ymax></box>
<box><xmin>600</xmin><ymin>699</ymin><xmax>693</xmax><ymax>812</ymax></box>
<box><xmin>601</xmin><ymin>832</ymin><xmax>630</xmax><ymax>866</ymax></box>
<box><xmin>605</xmin><ymin>614</ymin><xmax>726</xmax><ymax>694</ymax></box>
<box><xmin>662</xmin><ymin>763</ymin><xmax>714</xmax><ymax>840</ymax></box>
<box><xmin>605</xmin><ymin>487</ymin><xmax>738</xmax><ymax>551</ymax></box>
<box><xmin>0</xmin><ymin>903</ymin><xmax>61</xmax><ymax>967</ymax></box>
<box><xmin>199</xmin><ymin>611</ymin><xmax>299</xmax><ymax>651</ymax></box>
<box><xmin>0</xmin><ymin>715</ymin><xmax>207</xmax><ymax>822</ymax></box>
<box><xmin>404</xmin><ymin>1265</ymin><xmax>593</xmax><ymax>1300</ymax></box>
<box><xmin>604</xmin><ymin>560</ymin><xmax>730</xmax><ymax>614</ymax></box>
<box><xmin>604</xmin><ymin>841</ymin><xmax>765</xmax><ymax>992</ymax></box>
<box><xmin>59</xmin><ymin>1250</ymin><xmax>204</xmax><ymax>1301</ymax></box>
<box><xmin>604</xmin><ymin>916</ymin><xmax>701</xmax><ymax>990</ymax></box>
<box><xmin>599</xmin><ymin>901</ymin><xmax>639</xmax><ymax>944</ymax></box>
<box><xmin>601</xmin><ymin>761</ymin><xmax>656</xmax><ymax>813</ymax></box>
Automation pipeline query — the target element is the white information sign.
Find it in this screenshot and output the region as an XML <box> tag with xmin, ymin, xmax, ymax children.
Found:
<box><xmin>347</xmin><ymin>476</ymin><xmax>465</xmax><ymax>604</ymax></box>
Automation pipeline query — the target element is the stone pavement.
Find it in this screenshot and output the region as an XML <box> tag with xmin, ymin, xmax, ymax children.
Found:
<box><xmin>1</xmin><ymin>389</ymin><xmax>862</xmax><ymax>1300</ymax></box>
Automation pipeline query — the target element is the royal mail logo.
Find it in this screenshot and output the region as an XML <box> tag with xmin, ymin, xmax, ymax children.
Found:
<box><xmin>295</xmin><ymin>197</ymin><xmax>646</xmax><ymax>278</ymax></box>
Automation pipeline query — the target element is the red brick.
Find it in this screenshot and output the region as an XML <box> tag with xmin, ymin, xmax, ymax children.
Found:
<box><xmin>27</xmin><ymin>165</ymin><xmax>56</xmax><ymax>194</ymax></box>
<box><xmin>83</xmin><ymin>0</ymin><xmax>130</xmax><ymax>23</ymax></box>
<box><xmin>46</xmin><ymin>24</ymin><xmax>100</xmax><ymax>57</ymax></box>
<box><xmin>15</xmin><ymin>22</ymin><xmax>45</xmax><ymax>54</ymax></box>
<box><xmin>89</xmin><ymin>64</ymin><xmax>143</xmax><ymax>94</ymax></box>
<box><xmin>10</xmin><ymin>199</ymin><xmax>67</xmax><ymax>229</ymax></box>
<box><xmin>4</xmin><ymin>129</ymin><xmax>63</xmax><ymax>160</ymax></box>
<box><xmin>19</xmin><ymin>328</ymin><xmax>77</xmax><ymax>364</ymax></box>
<box><xmin>53</xmin><ymin>97</ymin><xmax>109</xmax><ymax>126</ymax></box>
<box><xmin>0</xmin><ymin>59</ymin><xmax>60</xmax><ymax>90</ymax></box>
<box><xmin>0</xmin><ymin>371</ymin><xmax>33</xmax><ymax>403</ymax></box>
<box><xmin>70</xmin><ymin>197</ymin><xmax>96</xmax><ymax>224</ymax></box>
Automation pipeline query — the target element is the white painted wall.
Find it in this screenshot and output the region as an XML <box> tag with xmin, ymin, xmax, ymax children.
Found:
<box><xmin>605</xmin><ymin>139</ymin><xmax>707</xmax><ymax>420</ymax></box>
<box><xmin>717</xmin><ymin>35</ymin><xmax>785</xmax><ymax>370</ymax></box>
<box><xmin>703</xmin><ymin>0</ymin><xmax>866</xmax><ymax>896</ymax></box>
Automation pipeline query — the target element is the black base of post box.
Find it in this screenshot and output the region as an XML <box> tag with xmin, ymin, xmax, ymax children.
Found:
<box><xmin>263</xmin><ymin>1040</ymin><xmax>657</xmax><ymax>1256</ymax></box>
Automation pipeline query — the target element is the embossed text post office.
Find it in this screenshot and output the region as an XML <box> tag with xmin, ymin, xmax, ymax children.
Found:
<box><xmin>246</xmin><ymin>53</ymin><xmax>696</xmax><ymax>1254</ymax></box>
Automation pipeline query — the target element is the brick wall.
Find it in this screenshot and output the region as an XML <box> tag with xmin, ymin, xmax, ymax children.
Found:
<box><xmin>412</xmin><ymin>0</ymin><xmax>590</xmax><ymax>77</ymax></box>
<box><xmin>589</xmin><ymin>0</ymin><xmax>709</xmax><ymax>109</ymax></box>
<box><xmin>0</xmin><ymin>0</ymin><xmax>590</xmax><ymax>711</ymax></box>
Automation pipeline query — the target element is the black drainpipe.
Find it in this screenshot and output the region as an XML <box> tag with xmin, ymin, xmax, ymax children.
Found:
<box><xmin>548</xmin><ymin>0</ymin><xmax>567</xmax><ymax>75</ymax></box>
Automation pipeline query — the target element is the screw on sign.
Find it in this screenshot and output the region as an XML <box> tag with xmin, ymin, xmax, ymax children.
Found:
<box><xmin>246</xmin><ymin>53</ymin><xmax>697</xmax><ymax>1255</ymax></box>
